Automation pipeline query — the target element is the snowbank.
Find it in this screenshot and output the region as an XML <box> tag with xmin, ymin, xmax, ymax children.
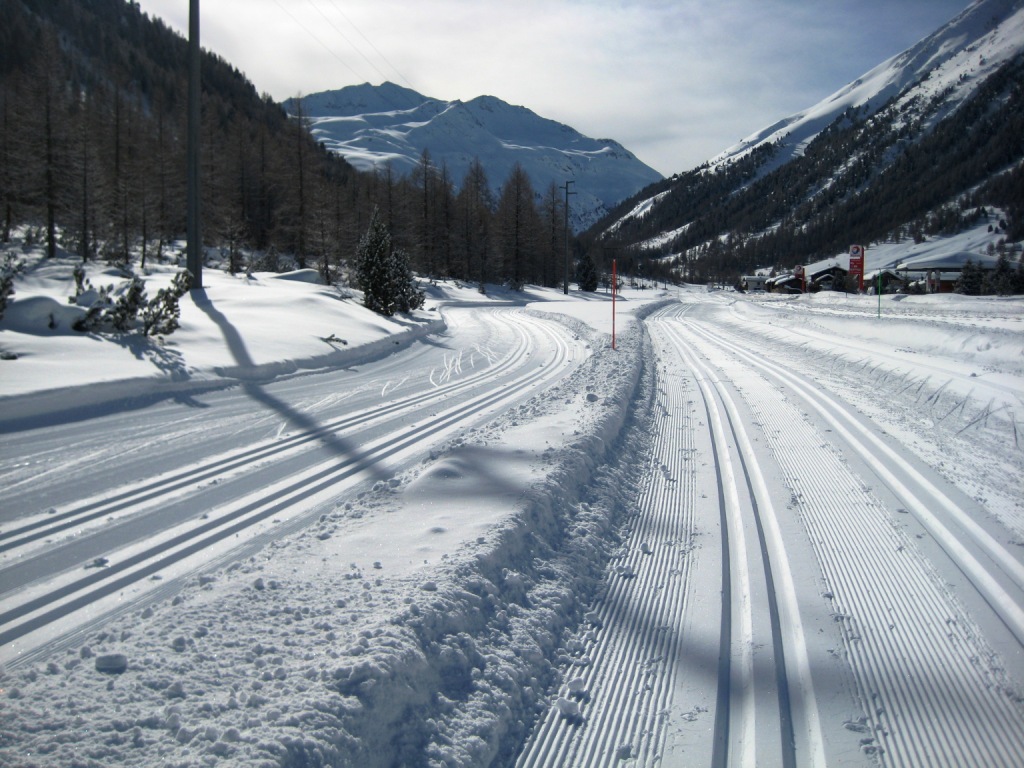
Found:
<box><xmin>0</xmin><ymin>240</ymin><xmax>674</xmax><ymax>766</ymax></box>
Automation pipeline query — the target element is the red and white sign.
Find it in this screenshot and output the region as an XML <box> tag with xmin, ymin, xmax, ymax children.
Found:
<box><xmin>849</xmin><ymin>244</ymin><xmax>865</xmax><ymax>290</ymax></box>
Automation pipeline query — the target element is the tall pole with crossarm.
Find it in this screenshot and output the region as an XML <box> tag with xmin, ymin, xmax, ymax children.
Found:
<box><xmin>186</xmin><ymin>0</ymin><xmax>203</xmax><ymax>288</ymax></box>
<box><xmin>562</xmin><ymin>180</ymin><xmax>576</xmax><ymax>295</ymax></box>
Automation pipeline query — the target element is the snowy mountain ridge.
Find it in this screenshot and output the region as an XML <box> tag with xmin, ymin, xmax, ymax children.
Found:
<box><xmin>708</xmin><ymin>0</ymin><xmax>1024</xmax><ymax>175</ymax></box>
<box><xmin>598</xmin><ymin>0</ymin><xmax>1024</xmax><ymax>276</ymax></box>
<box><xmin>286</xmin><ymin>84</ymin><xmax>664</xmax><ymax>231</ymax></box>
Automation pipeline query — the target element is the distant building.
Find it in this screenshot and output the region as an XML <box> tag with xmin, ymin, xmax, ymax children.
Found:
<box><xmin>740</xmin><ymin>275</ymin><xmax>769</xmax><ymax>291</ymax></box>
<box><xmin>766</xmin><ymin>264</ymin><xmax>850</xmax><ymax>293</ymax></box>
<box><xmin>864</xmin><ymin>269</ymin><xmax>906</xmax><ymax>294</ymax></box>
<box><xmin>807</xmin><ymin>264</ymin><xmax>849</xmax><ymax>292</ymax></box>
<box><xmin>766</xmin><ymin>273</ymin><xmax>803</xmax><ymax>293</ymax></box>
<box><xmin>895</xmin><ymin>252</ymin><xmax>992</xmax><ymax>293</ymax></box>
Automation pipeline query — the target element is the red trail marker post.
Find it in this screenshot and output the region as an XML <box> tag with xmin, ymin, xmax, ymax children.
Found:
<box><xmin>612</xmin><ymin>260</ymin><xmax>617</xmax><ymax>350</ymax></box>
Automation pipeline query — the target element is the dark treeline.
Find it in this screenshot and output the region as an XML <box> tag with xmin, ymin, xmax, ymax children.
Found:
<box><xmin>589</xmin><ymin>51</ymin><xmax>1024</xmax><ymax>285</ymax></box>
<box><xmin>0</xmin><ymin>0</ymin><xmax>584</xmax><ymax>291</ymax></box>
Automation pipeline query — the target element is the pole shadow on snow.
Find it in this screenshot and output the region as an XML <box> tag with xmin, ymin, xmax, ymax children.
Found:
<box><xmin>191</xmin><ymin>289</ymin><xmax>390</xmax><ymax>484</ymax></box>
<box><xmin>555</xmin><ymin>566</ymin><xmax>862</xmax><ymax>759</ymax></box>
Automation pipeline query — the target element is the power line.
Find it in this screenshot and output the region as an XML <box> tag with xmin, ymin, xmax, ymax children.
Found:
<box><xmin>272</xmin><ymin>0</ymin><xmax>367</xmax><ymax>85</ymax></box>
<box><xmin>321</xmin><ymin>0</ymin><xmax>416</xmax><ymax>91</ymax></box>
<box><xmin>305</xmin><ymin>0</ymin><xmax>392</xmax><ymax>87</ymax></box>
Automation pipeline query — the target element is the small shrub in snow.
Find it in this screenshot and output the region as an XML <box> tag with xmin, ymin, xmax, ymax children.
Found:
<box><xmin>141</xmin><ymin>270</ymin><xmax>192</xmax><ymax>337</ymax></box>
<box><xmin>69</xmin><ymin>263</ymin><xmax>89</xmax><ymax>303</ymax></box>
<box><xmin>0</xmin><ymin>254</ymin><xmax>25</xmax><ymax>322</ymax></box>
<box><xmin>70</xmin><ymin>269</ymin><xmax>191</xmax><ymax>337</ymax></box>
<box><xmin>72</xmin><ymin>277</ymin><xmax>147</xmax><ymax>333</ymax></box>
<box><xmin>109</xmin><ymin>276</ymin><xmax>148</xmax><ymax>332</ymax></box>
<box><xmin>72</xmin><ymin>282</ymin><xmax>116</xmax><ymax>332</ymax></box>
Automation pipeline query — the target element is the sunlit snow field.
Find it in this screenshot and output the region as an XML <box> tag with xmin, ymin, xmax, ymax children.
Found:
<box><xmin>1</xmin><ymin>235</ymin><xmax>1022</xmax><ymax>766</ymax></box>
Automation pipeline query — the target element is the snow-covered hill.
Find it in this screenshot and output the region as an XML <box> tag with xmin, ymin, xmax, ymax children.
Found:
<box><xmin>286</xmin><ymin>83</ymin><xmax>663</xmax><ymax>231</ymax></box>
<box><xmin>603</xmin><ymin>0</ymin><xmax>1024</xmax><ymax>264</ymax></box>
<box><xmin>710</xmin><ymin>0</ymin><xmax>1024</xmax><ymax>174</ymax></box>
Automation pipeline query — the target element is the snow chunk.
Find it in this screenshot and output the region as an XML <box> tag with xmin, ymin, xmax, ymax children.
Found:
<box><xmin>94</xmin><ymin>654</ymin><xmax>128</xmax><ymax>674</ymax></box>
<box><xmin>556</xmin><ymin>696</ymin><xmax>580</xmax><ymax>720</ymax></box>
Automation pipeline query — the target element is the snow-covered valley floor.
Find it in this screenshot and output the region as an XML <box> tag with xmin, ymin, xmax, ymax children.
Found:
<box><xmin>1</xmin><ymin>255</ymin><xmax>1022</xmax><ymax>767</ymax></box>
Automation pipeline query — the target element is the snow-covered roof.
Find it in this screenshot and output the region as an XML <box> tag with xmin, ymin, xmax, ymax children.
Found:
<box><xmin>896</xmin><ymin>251</ymin><xmax>1002</xmax><ymax>271</ymax></box>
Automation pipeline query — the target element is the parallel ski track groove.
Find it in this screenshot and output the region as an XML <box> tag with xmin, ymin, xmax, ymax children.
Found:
<box><xmin>0</xmin><ymin>310</ymin><xmax>539</xmax><ymax>557</ymax></box>
<box><xmin>678</xmin><ymin>307</ymin><xmax>1024</xmax><ymax>767</ymax></box>
<box><xmin>660</xmin><ymin>317</ymin><xmax>805</xmax><ymax>768</ymax></box>
<box><xmin>721</xmin><ymin>301</ymin><xmax>1022</xmax><ymax>406</ymax></box>
<box><xmin>517</xmin><ymin>303</ymin><xmax>822</xmax><ymax>767</ymax></box>
<box><xmin>0</xmin><ymin>310</ymin><xmax>578</xmax><ymax>649</ymax></box>
<box><xmin>515</xmin><ymin>331</ymin><xmax>697</xmax><ymax>767</ymax></box>
<box><xmin>700</xmin><ymin>308</ymin><xmax>1024</xmax><ymax>626</ymax></box>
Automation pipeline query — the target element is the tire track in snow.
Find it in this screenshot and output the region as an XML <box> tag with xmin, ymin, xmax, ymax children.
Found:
<box><xmin>677</xmin><ymin>306</ymin><xmax>1024</xmax><ymax>767</ymax></box>
<box><xmin>0</xmin><ymin>310</ymin><xmax>582</xmax><ymax>661</ymax></box>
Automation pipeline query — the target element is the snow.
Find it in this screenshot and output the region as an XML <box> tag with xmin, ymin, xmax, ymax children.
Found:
<box><xmin>610</xmin><ymin>0</ymin><xmax>1024</xmax><ymax>243</ymax></box>
<box><xmin>2</xmin><ymin>235</ymin><xmax>1023</xmax><ymax>766</ymax></box>
<box><xmin>286</xmin><ymin>83</ymin><xmax>664</xmax><ymax>232</ymax></box>
<box><xmin>708</xmin><ymin>0</ymin><xmax>1024</xmax><ymax>173</ymax></box>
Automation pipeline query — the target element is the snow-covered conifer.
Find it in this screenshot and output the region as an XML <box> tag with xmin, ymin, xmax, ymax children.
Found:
<box><xmin>109</xmin><ymin>276</ymin><xmax>148</xmax><ymax>331</ymax></box>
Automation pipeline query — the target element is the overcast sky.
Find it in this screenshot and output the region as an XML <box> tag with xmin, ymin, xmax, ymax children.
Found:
<box><xmin>134</xmin><ymin>0</ymin><xmax>971</xmax><ymax>176</ymax></box>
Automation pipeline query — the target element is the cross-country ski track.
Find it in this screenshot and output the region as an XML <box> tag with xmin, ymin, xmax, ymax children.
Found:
<box><xmin>516</xmin><ymin>297</ymin><xmax>1024</xmax><ymax>767</ymax></box>
<box><xmin>1</xmin><ymin>286</ymin><xmax>1022</xmax><ymax>767</ymax></box>
<box><xmin>0</xmin><ymin>307</ymin><xmax>582</xmax><ymax>662</ymax></box>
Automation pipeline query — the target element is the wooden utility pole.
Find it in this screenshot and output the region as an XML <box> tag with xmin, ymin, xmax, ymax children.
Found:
<box><xmin>187</xmin><ymin>0</ymin><xmax>202</xmax><ymax>288</ymax></box>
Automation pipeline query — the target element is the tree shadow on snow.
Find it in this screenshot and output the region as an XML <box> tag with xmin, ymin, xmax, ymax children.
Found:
<box><xmin>192</xmin><ymin>289</ymin><xmax>390</xmax><ymax>483</ymax></box>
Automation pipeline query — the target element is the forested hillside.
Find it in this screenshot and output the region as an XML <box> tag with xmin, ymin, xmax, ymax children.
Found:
<box><xmin>0</xmin><ymin>0</ymin><xmax>579</xmax><ymax>291</ymax></box>
<box><xmin>589</xmin><ymin>48</ymin><xmax>1024</xmax><ymax>285</ymax></box>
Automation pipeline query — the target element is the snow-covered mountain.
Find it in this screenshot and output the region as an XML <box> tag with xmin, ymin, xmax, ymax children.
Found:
<box><xmin>285</xmin><ymin>83</ymin><xmax>664</xmax><ymax>231</ymax></box>
<box><xmin>601</xmin><ymin>0</ymin><xmax>1024</xmax><ymax>271</ymax></box>
<box><xmin>709</xmin><ymin>0</ymin><xmax>1024</xmax><ymax>174</ymax></box>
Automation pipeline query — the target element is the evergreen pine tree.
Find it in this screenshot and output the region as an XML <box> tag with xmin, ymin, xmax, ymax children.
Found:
<box><xmin>355</xmin><ymin>207</ymin><xmax>393</xmax><ymax>315</ymax></box>
<box><xmin>388</xmin><ymin>245</ymin><xmax>425</xmax><ymax>313</ymax></box>
<box><xmin>142</xmin><ymin>271</ymin><xmax>192</xmax><ymax>337</ymax></box>
<box><xmin>454</xmin><ymin>158</ymin><xmax>493</xmax><ymax>292</ymax></box>
<box><xmin>355</xmin><ymin>207</ymin><xmax>423</xmax><ymax>316</ymax></box>
<box><xmin>955</xmin><ymin>259</ymin><xmax>984</xmax><ymax>296</ymax></box>
<box><xmin>577</xmin><ymin>251</ymin><xmax>599</xmax><ymax>292</ymax></box>
<box><xmin>109</xmin><ymin>276</ymin><xmax>147</xmax><ymax>332</ymax></box>
<box><xmin>496</xmin><ymin>163</ymin><xmax>540</xmax><ymax>291</ymax></box>
<box><xmin>984</xmin><ymin>253</ymin><xmax>1014</xmax><ymax>295</ymax></box>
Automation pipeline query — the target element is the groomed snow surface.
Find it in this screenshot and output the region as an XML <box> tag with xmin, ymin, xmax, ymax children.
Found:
<box><xmin>1</xmin><ymin>243</ymin><xmax>1023</xmax><ymax>767</ymax></box>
